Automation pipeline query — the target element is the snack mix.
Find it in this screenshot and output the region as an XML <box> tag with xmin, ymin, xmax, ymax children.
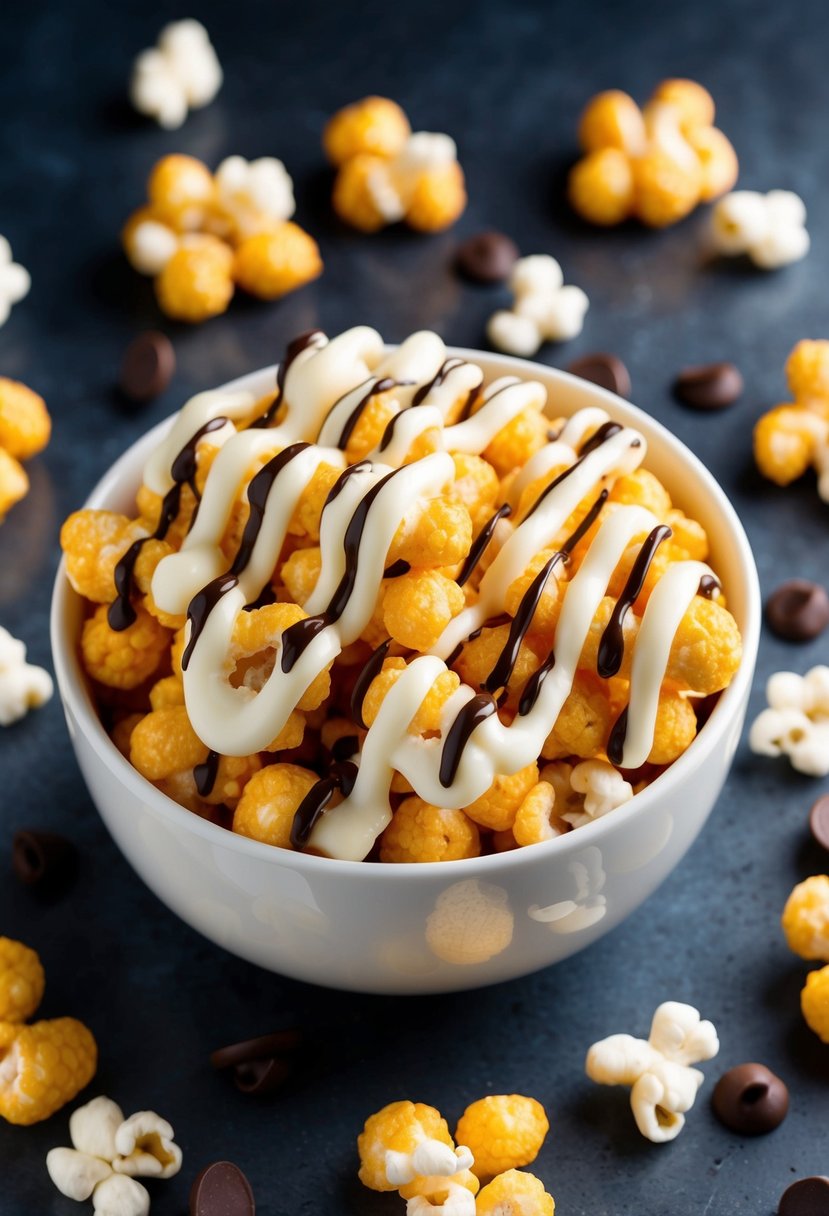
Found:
<box><xmin>0</xmin><ymin>376</ymin><xmax>51</xmax><ymax>519</ymax></box>
<box><xmin>754</xmin><ymin>339</ymin><xmax>829</xmax><ymax>502</ymax></box>
<box><xmin>0</xmin><ymin>937</ymin><xmax>96</xmax><ymax>1125</ymax></box>
<box><xmin>568</xmin><ymin>79</ymin><xmax>738</xmax><ymax>227</ymax></box>
<box><xmin>324</xmin><ymin>97</ymin><xmax>467</xmax><ymax>232</ymax></box>
<box><xmin>122</xmin><ymin>154</ymin><xmax>322</xmax><ymax>322</ymax></box>
<box><xmin>47</xmin><ymin>1096</ymin><xmax>182</xmax><ymax>1216</ymax></box>
<box><xmin>358</xmin><ymin>1096</ymin><xmax>554</xmax><ymax>1214</ymax></box>
<box><xmin>0</xmin><ymin>625</ymin><xmax>53</xmax><ymax>725</ymax></box>
<box><xmin>586</xmin><ymin>1000</ymin><xmax>719</xmax><ymax>1142</ymax></box>
<box><xmin>129</xmin><ymin>19</ymin><xmax>222</xmax><ymax>129</ymax></box>
<box><xmin>0</xmin><ymin>235</ymin><xmax>30</xmax><ymax>328</ymax></box>
<box><xmin>61</xmin><ymin>326</ymin><xmax>742</xmax><ymax>863</ymax></box>
<box><xmin>487</xmin><ymin>255</ymin><xmax>589</xmax><ymax>357</ymax></box>
<box><xmin>710</xmin><ymin>190</ymin><xmax>809</xmax><ymax>269</ymax></box>
<box><xmin>749</xmin><ymin>665</ymin><xmax>829</xmax><ymax>777</ymax></box>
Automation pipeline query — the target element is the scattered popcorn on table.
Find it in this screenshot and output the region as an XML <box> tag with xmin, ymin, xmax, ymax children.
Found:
<box><xmin>0</xmin><ymin>625</ymin><xmax>53</xmax><ymax>725</ymax></box>
<box><xmin>754</xmin><ymin>340</ymin><xmax>829</xmax><ymax>501</ymax></box>
<box><xmin>122</xmin><ymin>155</ymin><xmax>321</xmax><ymax>321</ymax></box>
<box><xmin>801</xmin><ymin>965</ymin><xmax>829</xmax><ymax>1043</ymax></box>
<box><xmin>0</xmin><ymin>235</ymin><xmax>31</xmax><ymax>327</ymax></box>
<box><xmin>47</xmin><ymin>1096</ymin><xmax>181</xmax><ymax>1214</ymax></box>
<box><xmin>0</xmin><ymin>936</ymin><xmax>45</xmax><ymax>1023</ymax></box>
<box><xmin>454</xmin><ymin>1094</ymin><xmax>549</xmax><ymax>1178</ymax></box>
<box><xmin>476</xmin><ymin>1169</ymin><xmax>555</xmax><ymax>1215</ymax></box>
<box><xmin>487</xmin><ymin>255</ymin><xmax>589</xmax><ymax>355</ymax></box>
<box><xmin>569</xmin><ymin>79</ymin><xmax>738</xmax><ymax>228</ymax></box>
<box><xmin>711</xmin><ymin>189</ymin><xmax>809</xmax><ymax>269</ymax></box>
<box><xmin>782</xmin><ymin>875</ymin><xmax>829</xmax><ymax>962</ymax></box>
<box><xmin>586</xmin><ymin>1000</ymin><xmax>719</xmax><ymax>1142</ymax></box>
<box><xmin>129</xmin><ymin>19</ymin><xmax>222</xmax><ymax>129</ymax></box>
<box><xmin>749</xmin><ymin>666</ymin><xmax>829</xmax><ymax>777</ymax></box>
<box><xmin>0</xmin><ymin>376</ymin><xmax>51</xmax><ymax>520</ymax></box>
<box><xmin>325</xmin><ymin>98</ymin><xmax>466</xmax><ymax>232</ymax></box>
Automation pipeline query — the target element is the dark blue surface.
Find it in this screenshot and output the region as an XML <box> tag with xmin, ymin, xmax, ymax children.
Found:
<box><xmin>2</xmin><ymin>0</ymin><xmax>829</xmax><ymax>1212</ymax></box>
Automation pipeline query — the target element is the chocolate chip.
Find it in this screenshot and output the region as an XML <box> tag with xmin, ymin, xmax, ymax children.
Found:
<box><xmin>766</xmin><ymin>580</ymin><xmax>829</xmax><ymax>642</ymax></box>
<box><xmin>778</xmin><ymin>1177</ymin><xmax>829</xmax><ymax>1216</ymax></box>
<box><xmin>809</xmin><ymin>795</ymin><xmax>829</xmax><ymax>852</ymax></box>
<box><xmin>190</xmin><ymin>1161</ymin><xmax>255</xmax><ymax>1216</ymax></box>
<box><xmin>455</xmin><ymin>231</ymin><xmax>519</xmax><ymax>284</ymax></box>
<box><xmin>233</xmin><ymin>1056</ymin><xmax>293</xmax><ymax>1096</ymax></box>
<box><xmin>567</xmin><ymin>353</ymin><xmax>631</xmax><ymax>399</ymax></box>
<box><xmin>12</xmin><ymin>830</ymin><xmax>77</xmax><ymax>892</ymax></box>
<box><xmin>210</xmin><ymin>1030</ymin><xmax>303</xmax><ymax>1071</ymax></box>
<box><xmin>712</xmin><ymin>1063</ymin><xmax>789</xmax><ymax>1134</ymax></box>
<box><xmin>120</xmin><ymin>331</ymin><xmax>175</xmax><ymax>402</ymax></box>
<box><xmin>673</xmin><ymin>362</ymin><xmax>743</xmax><ymax>410</ymax></box>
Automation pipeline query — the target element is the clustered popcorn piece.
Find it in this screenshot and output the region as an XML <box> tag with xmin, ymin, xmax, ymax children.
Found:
<box><xmin>0</xmin><ymin>235</ymin><xmax>31</xmax><ymax>327</ymax></box>
<box><xmin>129</xmin><ymin>19</ymin><xmax>222</xmax><ymax>129</ymax></box>
<box><xmin>749</xmin><ymin>665</ymin><xmax>829</xmax><ymax>777</ymax></box>
<box><xmin>487</xmin><ymin>255</ymin><xmax>589</xmax><ymax>356</ymax></box>
<box><xmin>568</xmin><ymin>79</ymin><xmax>738</xmax><ymax>228</ymax></box>
<box><xmin>586</xmin><ymin>1000</ymin><xmax>719</xmax><ymax>1142</ymax></box>
<box><xmin>47</xmin><ymin>1095</ymin><xmax>182</xmax><ymax>1215</ymax></box>
<box><xmin>0</xmin><ymin>625</ymin><xmax>53</xmax><ymax>726</ymax></box>
<box><xmin>0</xmin><ymin>937</ymin><xmax>96</xmax><ymax>1125</ymax></box>
<box><xmin>754</xmin><ymin>339</ymin><xmax>829</xmax><ymax>502</ymax></box>
<box><xmin>325</xmin><ymin>96</ymin><xmax>467</xmax><ymax>233</ymax></box>
<box><xmin>357</xmin><ymin>1095</ymin><xmax>554</xmax><ymax>1214</ymax></box>
<box><xmin>781</xmin><ymin>876</ymin><xmax>829</xmax><ymax>1044</ymax></box>
<box><xmin>711</xmin><ymin>189</ymin><xmax>809</xmax><ymax>269</ymax></box>
<box><xmin>0</xmin><ymin>376</ymin><xmax>51</xmax><ymax>519</ymax></box>
<box><xmin>122</xmin><ymin>154</ymin><xmax>321</xmax><ymax>321</ymax></box>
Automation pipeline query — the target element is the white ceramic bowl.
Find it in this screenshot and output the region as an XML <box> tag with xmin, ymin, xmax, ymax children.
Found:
<box><xmin>51</xmin><ymin>349</ymin><xmax>760</xmax><ymax>994</ymax></box>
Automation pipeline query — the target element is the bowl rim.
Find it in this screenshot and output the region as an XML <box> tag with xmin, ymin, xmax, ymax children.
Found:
<box><xmin>51</xmin><ymin>345</ymin><xmax>762</xmax><ymax>880</ymax></box>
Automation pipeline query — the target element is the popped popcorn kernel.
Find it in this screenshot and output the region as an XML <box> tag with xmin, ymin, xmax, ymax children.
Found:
<box><xmin>755</xmin><ymin>405</ymin><xmax>824</xmax><ymax>487</ymax></box>
<box><xmin>380</xmin><ymin>797</ymin><xmax>480</xmax><ymax>863</ymax></box>
<box><xmin>456</xmin><ymin>1095</ymin><xmax>549</xmax><ymax>1178</ymax></box>
<box><xmin>0</xmin><ymin>938</ymin><xmax>45</xmax><ymax>1023</ymax></box>
<box><xmin>513</xmin><ymin>781</ymin><xmax>564</xmax><ymax>846</ymax></box>
<box><xmin>782</xmin><ymin>875</ymin><xmax>829</xmax><ymax>962</ymax></box>
<box><xmin>0</xmin><ymin>448</ymin><xmax>29</xmax><ymax>518</ymax></box>
<box><xmin>651</xmin><ymin>79</ymin><xmax>716</xmax><ymax>131</ymax></box>
<box><xmin>130</xmin><ymin>19</ymin><xmax>222</xmax><ymax>130</ymax></box>
<box><xmin>214</xmin><ymin>155</ymin><xmax>295</xmax><ymax>241</ymax></box>
<box><xmin>130</xmin><ymin>706</ymin><xmax>206</xmax><ymax>781</ymax></box>
<box><xmin>358</xmin><ymin>1100</ymin><xmax>453</xmax><ymax>1192</ymax></box>
<box><xmin>406</xmin><ymin>162</ymin><xmax>467</xmax><ymax>233</ymax></box>
<box><xmin>81</xmin><ymin>603</ymin><xmax>170</xmax><ymax>690</ymax></box>
<box><xmin>476</xmin><ymin>1169</ymin><xmax>555</xmax><ymax>1216</ymax></box>
<box><xmin>154</xmin><ymin>234</ymin><xmax>234</xmax><ymax>323</ymax></box>
<box><xmin>711</xmin><ymin>190</ymin><xmax>809</xmax><ymax>270</ymax></box>
<box><xmin>383</xmin><ymin>570</ymin><xmax>465</xmax><ymax>651</ymax></box>
<box><xmin>147</xmin><ymin>154</ymin><xmax>215</xmax><ymax>230</ymax></box>
<box><xmin>0</xmin><ymin>377</ymin><xmax>51</xmax><ymax>461</ymax></box>
<box><xmin>122</xmin><ymin>207</ymin><xmax>179</xmax><ymax>276</ymax></box>
<box><xmin>0</xmin><ymin>1017</ymin><xmax>97</xmax><ymax>1126</ymax></box>
<box><xmin>578</xmin><ymin>90</ymin><xmax>646</xmax><ymax>156</ymax></box>
<box><xmin>324</xmin><ymin>96</ymin><xmax>411</xmax><ymax>167</ymax></box>
<box><xmin>332</xmin><ymin>155</ymin><xmax>394</xmax><ymax>232</ymax></box>
<box><xmin>568</xmin><ymin>148</ymin><xmax>635</xmax><ymax>227</ymax></box>
<box><xmin>281</xmin><ymin>545</ymin><xmax>322</xmax><ymax>604</ymax></box>
<box><xmin>61</xmin><ymin>510</ymin><xmax>155</xmax><ymax>605</ymax></box>
<box><xmin>389</xmin><ymin>497</ymin><xmax>473</xmax><ymax>569</ymax></box>
<box><xmin>232</xmin><ymin>602</ymin><xmax>331</xmax><ymax>711</ymax></box>
<box><xmin>632</xmin><ymin>150</ymin><xmax>701</xmax><ymax>228</ymax></box>
<box><xmin>0</xmin><ymin>236</ymin><xmax>31</xmax><ymax>328</ymax></box>
<box><xmin>685</xmin><ymin>125</ymin><xmax>739</xmax><ymax>202</ymax></box>
<box><xmin>463</xmin><ymin>763</ymin><xmax>539</xmax><ymax>832</ymax></box>
<box><xmin>649</xmin><ymin>690</ymin><xmax>697</xmax><ymax>764</ymax></box>
<box><xmin>786</xmin><ymin>340</ymin><xmax>829</xmax><ymax>403</ymax></box>
<box><xmin>233</xmin><ymin>224</ymin><xmax>322</xmax><ymax>300</ymax></box>
<box><xmin>232</xmin><ymin>764</ymin><xmax>319</xmax><ymax>849</ymax></box>
<box><xmin>801</xmin><ymin>965</ymin><xmax>829</xmax><ymax>1043</ymax></box>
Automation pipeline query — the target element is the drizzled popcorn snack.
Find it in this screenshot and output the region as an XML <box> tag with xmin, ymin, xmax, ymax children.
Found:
<box><xmin>586</xmin><ymin>1000</ymin><xmax>719</xmax><ymax>1142</ymax></box>
<box><xmin>754</xmin><ymin>340</ymin><xmax>829</xmax><ymax>501</ymax></box>
<box><xmin>61</xmin><ymin>326</ymin><xmax>742</xmax><ymax>863</ymax></box>
<box><xmin>129</xmin><ymin>20</ymin><xmax>222</xmax><ymax>129</ymax></box>
<box><xmin>569</xmin><ymin>79</ymin><xmax>738</xmax><ymax>228</ymax></box>
<box><xmin>0</xmin><ymin>938</ymin><xmax>96</xmax><ymax>1125</ymax></box>
<box><xmin>487</xmin><ymin>255</ymin><xmax>589</xmax><ymax>356</ymax></box>
<box><xmin>749</xmin><ymin>666</ymin><xmax>829</xmax><ymax>777</ymax></box>
<box><xmin>0</xmin><ymin>625</ymin><xmax>53</xmax><ymax>725</ymax></box>
<box><xmin>122</xmin><ymin>155</ymin><xmax>321</xmax><ymax>321</ymax></box>
<box><xmin>325</xmin><ymin>97</ymin><xmax>467</xmax><ymax>232</ymax></box>
<box><xmin>711</xmin><ymin>190</ymin><xmax>809</xmax><ymax>269</ymax></box>
<box><xmin>0</xmin><ymin>376</ymin><xmax>51</xmax><ymax>519</ymax></box>
<box><xmin>0</xmin><ymin>235</ymin><xmax>31</xmax><ymax>327</ymax></box>
<box><xmin>47</xmin><ymin>1095</ymin><xmax>182</xmax><ymax>1214</ymax></box>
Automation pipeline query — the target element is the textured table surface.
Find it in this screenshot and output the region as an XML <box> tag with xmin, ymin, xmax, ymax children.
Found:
<box><xmin>2</xmin><ymin>0</ymin><xmax>829</xmax><ymax>1212</ymax></box>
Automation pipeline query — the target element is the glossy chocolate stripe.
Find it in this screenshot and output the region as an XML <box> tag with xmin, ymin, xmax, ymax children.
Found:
<box><xmin>439</xmin><ymin>693</ymin><xmax>497</xmax><ymax>788</ymax></box>
<box><xmin>350</xmin><ymin>638</ymin><xmax>392</xmax><ymax>729</ymax></box>
<box><xmin>194</xmin><ymin>749</ymin><xmax>219</xmax><ymax>797</ymax></box>
<box><xmin>250</xmin><ymin>330</ymin><xmax>325</xmax><ymax>429</ymax></box>
<box><xmin>290</xmin><ymin>761</ymin><xmax>358</xmax><ymax>848</ymax></box>
<box><xmin>607</xmin><ymin>705</ymin><xmax>629</xmax><ymax>766</ymax></box>
<box><xmin>411</xmin><ymin>357</ymin><xmax>467</xmax><ymax>406</ymax></box>
<box><xmin>597</xmin><ymin>524</ymin><xmax>672</xmax><ymax>679</ymax></box>
<box><xmin>456</xmin><ymin>503</ymin><xmax>512</xmax><ymax>588</ymax></box>
<box><xmin>339</xmin><ymin>377</ymin><xmax>399</xmax><ymax>451</ymax></box>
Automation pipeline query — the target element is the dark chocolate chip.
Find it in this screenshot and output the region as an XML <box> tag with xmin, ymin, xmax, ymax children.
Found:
<box><xmin>190</xmin><ymin>1161</ymin><xmax>255</xmax><ymax>1216</ymax></box>
<box><xmin>455</xmin><ymin>231</ymin><xmax>519</xmax><ymax>284</ymax></box>
<box><xmin>566</xmin><ymin>353</ymin><xmax>631</xmax><ymax>399</ymax></box>
<box><xmin>674</xmin><ymin>362</ymin><xmax>743</xmax><ymax>410</ymax></box>
<box><xmin>809</xmin><ymin>795</ymin><xmax>829</xmax><ymax>852</ymax></box>
<box><xmin>778</xmin><ymin>1176</ymin><xmax>829</xmax><ymax>1216</ymax></box>
<box><xmin>210</xmin><ymin>1030</ymin><xmax>303</xmax><ymax>1071</ymax></box>
<box><xmin>12</xmin><ymin>830</ymin><xmax>77</xmax><ymax>892</ymax></box>
<box><xmin>766</xmin><ymin>580</ymin><xmax>829</xmax><ymax>642</ymax></box>
<box><xmin>233</xmin><ymin>1056</ymin><xmax>293</xmax><ymax>1096</ymax></box>
<box><xmin>712</xmin><ymin>1063</ymin><xmax>789</xmax><ymax>1134</ymax></box>
<box><xmin>120</xmin><ymin>331</ymin><xmax>175</xmax><ymax>402</ymax></box>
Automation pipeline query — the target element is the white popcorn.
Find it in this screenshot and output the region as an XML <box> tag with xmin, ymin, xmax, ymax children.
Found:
<box><xmin>113</xmin><ymin>1111</ymin><xmax>182</xmax><ymax>1179</ymax></box>
<box><xmin>129</xmin><ymin>20</ymin><xmax>222</xmax><ymax>130</ymax></box>
<box><xmin>711</xmin><ymin>189</ymin><xmax>809</xmax><ymax>269</ymax></box>
<box><xmin>0</xmin><ymin>626</ymin><xmax>53</xmax><ymax>726</ymax></box>
<box><xmin>487</xmin><ymin>255</ymin><xmax>588</xmax><ymax>356</ymax></box>
<box><xmin>127</xmin><ymin>221</ymin><xmax>179</xmax><ymax>277</ymax></box>
<box><xmin>407</xmin><ymin>1181</ymin><xmax>477</xmax><ymax>1216</ymax></box>
<box><xmin>749</xmin><ymin>665</ymin><xmax>829</xmax><ymax>776</ymax></box>
<box><xmin>361</xmin><ymin>130</ymin><xmax>459</xmax><ymax>225</ymax></box>
<box><xmin>567</xmin><ymin>760</ymin><xmax>634</xmax><ymax>827</ymax></box>
<box><xmin>92</xmin><ymin>1175</ymin><xmax>150</xmax><ymax>1216</ymax></box>
<box><xmin>586</xmin><ymin>1001</ymin><xmax>719</xmax><ymax>1143</ymax></box>
<box><xmin>0</xmin><ymin>235</ymin><xmax>31</xmax><ymax>328</ymax></box>
<box><xmin>214</xmin><ymin>156</ymin><xmax>295</xmax><ymax>239</ymax></box>
<box><xmin>47</xmin><ymin>1148</ymin><xmax>113</xmax><ymax>1202</ymax></box>
<box><xmin>70</xmin><ymin>1097</ymin><xmax>125</xmax><ymax>1162</ymax></box>
<box><xmin>386</xmin><ymin>1140</ymin><xmax>473</xmax><ymax>1186</ymax></box>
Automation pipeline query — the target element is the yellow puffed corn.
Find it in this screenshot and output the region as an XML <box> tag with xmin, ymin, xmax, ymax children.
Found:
<box><xmin>81</xmin><ymin>602</ymin><xmax>170</xmax><ymax>690</ymax></box>
<box><xmin>147</xmin><ymin>154</ymin><xmax>215</xmax><ymax>229</ymax></box>
<box><xmin>786</xmin><ymin>339</ymin><xmax>829</xmax><ymax>404</ymax></box>
<box><xmin>0</xmin><ymin>939</ymin><xmax>45</xmax><ymax>1024</ymax></box>
<box><xmin>568</xmin><ymin>148</ymin><xmax>635</xmax><ymax>227</ymax></box>
<box><xmin>754</xmin><ymin>341</ymin><xmax>829</xmax><ymax>500</ymax></box>
<box><xmin>232</xmin><ymin>603</ymin><xmax>331</xmax><ymax>712</ymax></box>
<box><xmin>155</xmin><ymin>233</ymin><xmax>235</xmax><ymax>323</ymax></box>
<box><xmin>782</xmin><ymin>876</ymin><xmax>829</xmax><ymax>962</ymax></box>
<box><xmin>130</xmin><ymin>705</ymin><xmax>262</xmax><ymax>805</ymax></box>
<box><xmin>0</xmin><ymin>1018</ymin><xmax>97</xmax><ymax>1125</ymax></box>
<box><xmin>379</xmin><ymin>798</ymin><xmax>480</xmax><ymax>863</ymax></box>
<box><xmin>578</xmin><ymin>90</ymin><xmax>646</xmax><ymax>156</ymax></box>
<box><xmin>406</xmin><ymin>162</ymin><xmax>467</xmax><ymax>233</ymax></box>
<box><xmin>801</xmin><ymin>966</ymin><xmax>829</xmax><ymax>1043</ymax></box>
<box><xmin>455</xmin><ymin>1095</ymin><xmax>549</xmax><ymax>1178</ymax></box>
<box><xmin>0</xmin><ymin>447</ymin><xmax>28</xmax><ymax>519</ymax></box>
<box><xmin>332</xmin><ymin>155</ymin><xmax>392</xmax><ymax>232</ymax></box>
<box><xmin>232</xmin><ymin>764</ymin><xmax>319</xmax><ymax>848</ymax></box>
<box><xmin>60</xmin><ymin>510</ymin><xmax>171</xmax><ymax>605</ymax></box>
<box><xmin>388</xmin><ymin>497</ymin><xmax>473</xmax><ymax>569</ymax></box>
<box><xmin>383</xmin><ymin>570</ymin><xmax>465</xmax><ymax>651</ymax></box>
<box><xmin>0</xmin><ymin>378</ymin><xmax>51</xmax><ymax>462</ymax></box>
<box><xmin>323</xmin><ymin>96</ymin><xmax>411</xmax><ymax>166</ymax></box>
<box><xmin>233</xmin><ymin>224</ymin><xmax>322</xmax><ymax>300</ymax></box>
<box><xmin>358</xmin><ymin>1100</ymin><xmax>453</xmax><ymax>1192</ymax></box>
<box><xmin>476</xmin><ymin>1169</ymin><xmax>555</xmax><ymax>1215</ymax></box>
<box><xmin>513</xmin><ymin>781</ymin><xmax>562</xmax><ymax>847</ymax></box>
<box><xmin>463</xmin><ymin>764</ymin><xmax>539</xmax><ymax>832</ymax></box>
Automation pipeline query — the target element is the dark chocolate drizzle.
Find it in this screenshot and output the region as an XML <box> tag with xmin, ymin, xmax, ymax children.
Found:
<box><xmin>383</xmin><ymin>559</ymin><xmax>410</xmax><ymax>579</ymax></box>
<box><xmin>290</xmin><ymin>761</ymin><xmax>358</xmax><ymax>848</ymax></box>
<box><xmin>194</xmin><ymin>749</ymin><xmax>219</xmax><ymax>797</ymax></box>
<box><xmin>607</xmin><ymin>706</ymin><xmax>629</xmax><ymax>766</ymax></box>
<box><xmin>439</xmin><ymin>694</ymin><xmax>497</xmax><ymax>788</ymax></box>
<box><xmin>518</xmin><ymin>650</ymin><xmax>556</xmax><ymax>717</ymax></box>
<box><xmin>579</xmin><ymin>421</ymin><xmax>623</xmax><ymax>456</ymax></box>
<box><xmin>250</xmin><ymin>330</ymin><xmax>325</xmax><ymax>430</ymax></box>
<box><xmin>331</xmin><ymin>734</ymin><xmax>359</xmax><ymax>762</ymax></box>
<box><xmin>698</xmin><ymin>573</ymin><xmax>720</xmax><ymax>599</ymax></box>
<box><xmin>350</xmin><ymin>638</ymin><xmax>393</xmax><ymax>729</ymax></box>
<box><xmin>456</xmin><ymin>503</ymin><xmax>512</xmax><ymax>588</ymax></box>
<box><xmin>337</xmin><ymin>377</ymin><xmax>401</xmax><ymax>451</ymax></box>
<box><xmin>597</xmin><ymin>524</ymin><xmax>672</xmax><ymax>679</ymax></box>
<box><xmin>411</xmin><ymin>357</ymin><xmax>467</xmax><ymax>407</ymax></box>
<box><xmin>108</xmin><ymin>416</ymin><xmax>229</xmax><ymax>632</ymax></box>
